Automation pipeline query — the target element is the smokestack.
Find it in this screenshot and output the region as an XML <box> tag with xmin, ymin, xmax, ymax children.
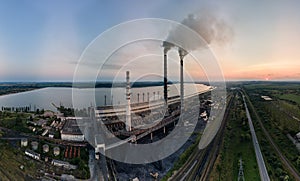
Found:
<box><xmin>163</xmin><ymin>47</ymin><xmax>168</xmax><ymax>106</ymax></box>
<box><xmin>125</xmin><ymin>71</ymin><xmax>132</xmax><ymax>132</ymax></box>
<box><xmin>178</xmin><ymin>48</ymin><xmax>187</xmax><ymax>109</ymax></box>
<box><xmin>163</xmin><ymin>41</ymin><xmax>173</xmax><ymax>107</ymax></box>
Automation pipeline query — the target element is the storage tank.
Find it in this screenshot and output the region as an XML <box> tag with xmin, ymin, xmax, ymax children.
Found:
<box><xmin>53</xmin><ymin>146</ymin><xmax>60</xmax><ymax>156</ymax></box>
<box><xmin>43</xmin><ymin>144</ymin><xmax>49</xmax><ymax>153</ymax></box>
<box><xmin>31</xmin><ymin>141</ymin><xmax>38</xmax><ymax>150</ymax></box>
<box><xmin>21</xmin><ymin>138</ymin><xmax>28</xmax><ymax>147</ymax></box>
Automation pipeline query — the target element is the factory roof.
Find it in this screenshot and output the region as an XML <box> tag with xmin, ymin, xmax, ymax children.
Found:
<box><xmin>61</xmin><ymin>119</ymin><xmax>83</xmax><ymax>135</ymax></box>
<box><xmin>261</xmin><ymin>95</ymin><xmax>272</xmax><ymax>101</ymax></box>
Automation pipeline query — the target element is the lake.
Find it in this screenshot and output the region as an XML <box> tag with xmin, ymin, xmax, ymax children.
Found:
<box><xmin>0</xmin><ymin>83</ymin><xmax>211</xmax><ymax>111</ymax></box>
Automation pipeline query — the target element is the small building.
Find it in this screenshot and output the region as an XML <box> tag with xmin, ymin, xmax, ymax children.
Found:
<box><xmin>61</xmin><ymin>174</ymin><xmax>75</xmax><ymax>180</ymax></box>
<box><xmin>261</xmin><ymin>96</ymin><xmax>272</xmax><ymax>101</ymax></box>
<box><xmin>37</xmin><ymin>119</ymin><xmax>48</xmax><ymax>127</ymax></box>
<box><xmin>41</xmin><ymin>129</ymin><xmax>49</xmax><ymax>136</ymax></box>
<box><xmin>48</xmin><ymin>132</ymin><xmax>55</xmax><ymax>138</ymax></box>
<box><xmin>25</xmin><ymin>149</ymin><xmax>40</xmax><ymax>160</ymax></box>
<box><xmin>51</xmin><ymin>159</ymin><xmax>77</xmax><ymax>170</ymax></box>
<box><xmin>61</xmin><ymin>119</ymin><xmax>84</xmax><ymax>142</ymax></box>
<box><xmin>21</xmin><ymin>138</ymin><xmax>28</xmax><ymax>147</ymax></box>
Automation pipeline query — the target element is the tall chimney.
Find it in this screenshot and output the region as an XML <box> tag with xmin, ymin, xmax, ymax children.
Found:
<box><xmin>178</xmin><ymin>48</ymin><xmax>187</xmax><ymax>109</ymax></box>
<box><xmin>163</xmin><ymin>49</ymin><xmax>168</xmax><ymax>106</ymax></box>
<box><xmin>125</xmin><ymin>71</ymin><xmax>132</xmax><ymax>132</ymax></box>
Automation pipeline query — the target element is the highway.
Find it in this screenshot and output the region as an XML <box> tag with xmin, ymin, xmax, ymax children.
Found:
<box><xmin>242</xmin><ymin>94</ymin><xmax>270</xmax><ymax>181</ymax></box>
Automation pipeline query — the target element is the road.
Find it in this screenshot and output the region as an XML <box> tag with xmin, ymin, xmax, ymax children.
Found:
<box><xmin>242</xmin><ymin>94</ymin><xmax>270</xmax><ymax>181</ymax></box>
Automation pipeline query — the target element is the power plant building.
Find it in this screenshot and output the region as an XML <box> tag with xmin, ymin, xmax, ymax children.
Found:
<box><xmin>61</xmin><ymin>119</ymin><xmax>85</xmax><ymax>142</ymax></box>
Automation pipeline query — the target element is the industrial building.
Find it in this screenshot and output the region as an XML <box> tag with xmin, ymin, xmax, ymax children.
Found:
<box><xmin>25</xmin><ymin>149</ymin><xmax>40</xmax><ymax>160</ymax></box>
<box><xmin>61</xmin><ymin>119</ymin><xmax>85</xmax><ymax>142</ymax></box>
<box><xmin>51</xmin><ymin>159</ymin><xmax>77</xmax><ymax>170</ymax></box>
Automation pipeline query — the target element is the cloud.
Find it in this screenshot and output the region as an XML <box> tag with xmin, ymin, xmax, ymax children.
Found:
<box><xmin>70</xmin><ymin>60</ymin><xmax>122</xmax><ymax>70</ymax></box>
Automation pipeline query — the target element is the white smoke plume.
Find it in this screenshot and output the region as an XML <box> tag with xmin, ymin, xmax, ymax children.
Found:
<box><xmin>163</xmin><ymin>10</ymin><xmax>233</xmax><ymax>56</ymax></box>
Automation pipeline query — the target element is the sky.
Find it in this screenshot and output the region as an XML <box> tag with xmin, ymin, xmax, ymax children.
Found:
<box><xmin>0</xmin><ymin>0</ymin><xmax>299</xmax><ymax>81</ymax></box>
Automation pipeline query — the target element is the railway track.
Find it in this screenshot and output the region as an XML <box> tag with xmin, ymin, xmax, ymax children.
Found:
<box><xmin>169</xmin><ymin>94</ymin><xmax>233</xmax><ymax>181</ymax></box>
<box><xmin>170</xmin><ymin>146</ymin><xmax>207</xmax><ymax>181</ymax></box>
<box><xmin>186</xmin><ymin>94</ymin><xmax>233</xmax><ymax>181</ymax></box>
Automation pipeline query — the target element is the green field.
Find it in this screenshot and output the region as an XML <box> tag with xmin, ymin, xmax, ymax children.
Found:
<box><xmin>243</xmin><ymin>82</ymin><xmax>300</xmax><ymax>91</ymax></box>
<box><xmin>0</xmin><ymin>140</ymin><xmax>42</xmax><ymax>180</ymax></box>
<box><xmin>209</xmin><ymin>93</ymin><xmax>259</xmax><ymax>181</ymax></box>
<box><xmin>244</xmin><ymin>87</ymin><xmax>298</xmax><ymax>180</ymax></box>
<box><xmin>278</xmin><ymin>94</ymin><xmax>300</xmax><ymax>105</ymax></box>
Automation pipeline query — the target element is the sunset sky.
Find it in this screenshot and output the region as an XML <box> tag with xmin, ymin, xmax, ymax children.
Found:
<box><xmin>0</xmin><ymin>0</ymin><xmax>299</xmax><ymax>81</ymax></box>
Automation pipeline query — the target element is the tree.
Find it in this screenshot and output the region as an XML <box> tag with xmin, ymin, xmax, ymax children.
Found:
<box><xmin>217</xmin><ymin>164</ymin><xmax>222</xmax><ymax>180</ymax></box>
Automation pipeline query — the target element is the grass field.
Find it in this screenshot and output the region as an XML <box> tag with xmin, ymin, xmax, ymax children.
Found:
<box><xmin>277</xmin><ymin>100</ymin><xmax>300</xmax><ymax>119</ymax></box>
<box><xmin>209</xmin><ymin>93</ymin><xmax>260</xmax><ymax>181</ymax></box>
<box><xmin>243</xmin><ymin>82</ymin><xmax>300</xmax><ymax>91</ymax></box>
<box><xmin>0</xmin><ymin>140</ymin><xmax>42</xmax><ymax>180</ymax></box>
<box><xmin>245</xmin><ymin>88</ymin><xmax>297</xmax><ymax>180</ymax></box>
<box><xmin>278</xmin><ymin>94</ymin><xmax>300</xmax><ymax>105</ymax></box>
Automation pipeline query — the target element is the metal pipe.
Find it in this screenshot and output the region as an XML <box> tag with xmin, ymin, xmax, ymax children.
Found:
<box><xmin>143</xmin><ymin>93</ymin><xmax>145</xmax><ymax>102</ymax></box>
<box><xmin>147</xmin><ymin>92</ymin><xmax>150</xmax><ymax>102</ymax></box>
